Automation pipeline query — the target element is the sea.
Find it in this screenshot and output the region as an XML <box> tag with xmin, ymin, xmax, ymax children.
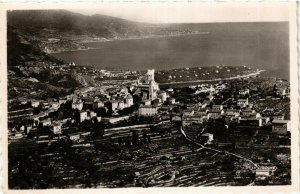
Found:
<box><xmin>51</xmin><ymin>22</ymin><xmax>290</xmax><ymax>80</ymax></box>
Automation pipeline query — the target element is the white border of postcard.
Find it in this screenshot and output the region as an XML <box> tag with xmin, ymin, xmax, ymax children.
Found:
<box><xmin>0</xmin><ymin>1</ymin><xmax>299</xmax><ymax>194</ymax></box>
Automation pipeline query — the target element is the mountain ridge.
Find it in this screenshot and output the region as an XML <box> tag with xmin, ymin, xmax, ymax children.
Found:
<box><xmin>7</xmin><ymin>10</ymin><xmax>198</xmax><ymax>53</ymax></box>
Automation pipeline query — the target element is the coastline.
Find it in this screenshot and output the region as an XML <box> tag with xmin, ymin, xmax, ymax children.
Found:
<box><xmin>159</xmin><ymin>70</ymin><xmax>265</xmax><ymax>86</ymax></box>
<box><xmin>48</xmin><ymin>31</ymin><xmax>210</xmax><ymax>54</ymax></box>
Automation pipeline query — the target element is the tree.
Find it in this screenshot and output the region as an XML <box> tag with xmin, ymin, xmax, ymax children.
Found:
<box><xmin>95</xmin><ymin>107</ymin><xmax>107</xmax><ymax>117</ymax></box>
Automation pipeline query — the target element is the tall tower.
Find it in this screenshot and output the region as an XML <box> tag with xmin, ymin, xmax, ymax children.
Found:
<box><xmin>146</xmin><ymin>69</ymin><xmax>155</xmax><ymax>84</ymax></box>
<box><xmin>149</xmin><ymin>80</ymin><xmax>156</xmax><ymax>100</ymax></box>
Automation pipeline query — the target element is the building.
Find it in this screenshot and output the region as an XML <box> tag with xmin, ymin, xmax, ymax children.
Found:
<box><xmin>239</xmin><ymin>118</ymin><xmax>263</xmax><ymax>127</ymax></box>
<box><xmin>111</xmin><ymin>100</ymin><xmax>119</xmax><ymax>111</ymax></box>
<box><xmin>138</xmin><ymin>69</ymin><xmax>160</xmax><ymax>101</ymax></box>
<box><xmin>52</xmin><ymin>122</ymin><xmax>62</xmax><ymax>134</ymax></box>
<box><xmin>80</xmin><ymin>111</ymin><xmax>88</xmax><ymax>123</ymax></box>
<box><xmin>201</xmin><ymin>100</ymin><xmax>211</xmax><ymax>108</ymax></box>
<box><xmin>41</xmin><ymin>118</ymin><xmax>51</xmax><ymax>127</ymax></box>
<box><xmin>31</xmin><ymin>100</ymin><xmax>40</xmax><ymax>108</ymax></box>
<box><xmin>261</xmin><ymin>117</ymin><xmax>270</xmax><ymax>125</ymax></box>
<box><xmin>226</xmin><ymin>109</ymin><xmax>240</xmax><ymax>117</ymax></box>
<box><xmin>183</xmin><ymin>110</ymin><xmax>194</xmax><ymax>116</ymax></box>
<box><xmin>125</xmin><ymin>95</ymin><xmax>134</xmax><ymax>107</ymax></box>
<box><xmin>240</xmin><ymin>109</ymin><xmax>255</xmax><ymax>116</ymax></box>
<box><xmin>72</xmin><ymin>100</ymin><xmax>83</xmax><ymax>111</ymax></box>
<box><xmin>158</xmin><ymin>91</ymin><xmax>167</xmax><ymax>102</ymax></box>
<box><xmin>212</xmin><ymin>105</ymin><xmax>223</xmax><ymax>110</ymax></box>
<box><xmin>272</xmin><ymin>120</ymin><xmax>291</xmax><ymax>134</ymax></box>
<box><xmin>59</xmin><ymin>98</ymin><xmax>67</xmax><ymax>104</ymax></box>
<box><xmin>272</xmin><ymin>115</ymin><xmax>285</xmax><ymax>120</ymax></box>
<box><xmin>255</xmin><ymin>166</ymin><xmax>277</xmax><ymax>177</ymax></box>
<box><xmin>138</xmin><ymin>105</ymin><xmax>158</xmax><ymax>116</ymax></box>
<box><xmin>118</xmin><ymin>101</ymin><xmax>125</xmax><ymax>110</ymax></box>
<box><xmin>143</xmin><ymin>99</ymin><xmax>151</xmax><ymax>106</ymax></box>
<box><xmin>239</xmin><ymin>89</ymin><xmax>250</xmax><ymax>95</ymax></box>
<box><xmin>276</xmin><ymin>88</ymin><xmax>287</xmax><ymax>96</ymax></box>
<box><xmin>51</xmin><ymin>102</ymin><xmax>60</xmax><ymax>109</ymax></box>
<box><xmin>171</xmin><ymin>115</ymin><xmax>182</xmax><ymax>122</ymax></box>
<box><xmin>41</xmin><ymin>102</ymin><xmax>50</xmax><ymax>109</ymax></box>
<box><xmin>207</xmin><ymin>110</ymin><xmax>225</xmax><ymax>119</ymax></box>
<box><xmin>207</xmin><ymin>93</ymin><xmax>214</xmax><ymax>101</ymax></box>
<box><xmin>96</xmin><ymin>116</ymin><xmax>102</xmax><ymax>122</ymax></box>
<box><xmin>249</xmin><ymin>112</ymin><xmax>262</xmax><ymax>119</ymax></box>
<box><xmin>68</xmin><ymin>132</ymin><xmax>81</xmax><ymax>142</ymax></box>
<box><xmin>182</xmin><ymin>115</ymin><xmax>204</xmax><ymax>126</ymax></box>
<box><xmin>25</xmin><ymin>125</ymin><xmax>33</xmax><ymax>134</ymax></box>
<box><xmin>168</xmin><ymin>98</ymin><xmax>176</xmax><ymax>104</ymax></box>
<box><xmin>200</xmin><ymin>133</ymin><xmax>214</xmax><ymax>144</ymax></box>
<box><xmin>237</xmin><ymin>98</ymin><xmax>249</xmax><ymax>107</ymax></box>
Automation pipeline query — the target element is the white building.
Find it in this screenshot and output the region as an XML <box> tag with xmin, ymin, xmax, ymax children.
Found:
<box><xmin>239</xmin><ymin>89</ymin><xmax>250</xmax><ymax>95</ymax></box>
<box><xmin>138</xmin><ymin>69</ymin><xmax>160</xmax><ymax>101</ymax></box>
<box><xmin>41</xmin><ymin>118</ymin><xmax>51</xmax><ymax>127</ymax></box>
<box><xmin>72</xmin><ymin>100</ymin><xmax>83</xmax><ymax>111</ymax></box>
<box><xmin>201</xmin><ymin>133</ymin><xmax>214</xmax><ymax>144</ymax></box>
<box><xmin>144</xmin><ymin>99</ymin><xmax>151</xmax><ymax>106</ymax></box>
<box><xmin>90</xmin><ymin>111</ymin><xmax>97</xmax><ymax>118</ymax></box>
<box><xmin>212</xmin><ymin>105</ymin><xmax>223</xmax><ymax>110</ymax></box>
<box><xmin>138</xmin><ymin>105</ymin><xmax>158</xmax><ymax>116</ymax></box>
<box><xmin>118</xmin><ymin>101</ymin><xmax>125</xmax><ymax>110</ymax></box>
<box><xmin>80</xmin><ymin>111</ymin><xmax>88</xmax><ymax>123</ymax></box>
<box><xmin>52</xmin><ymin>122</ymin><xmax>62</xmax><ymax>134</ymax></box>
<box><xmin>237</xmin><ymin>98</ymin><xmax>249</xmax><ymax>107</ymax></box>
<box><xmin>255</xmin><ymin>166</ymin><xmax>277</xmax><ymax>177</ymax></box>
<box><xmin>31</xmin><ymin>100</ymin><xmax>40</xmax><ymax>108</ymax></box>
<box><xmin>68</xmin><ymin>132</ymin><xmax>81</xmax><ymax>142</ymax></box>
<box><xmin>125</xmin><ymin>95</ymin><xmax>134</xmax><ymax>107</ymax></box>
<box><xmin>111</xmin><ymin>100</ymin><xmax>119</xmax><ymax>111</ymax></box>
<box><xmin>158</xmin><ymin>91</ymin><xmax>167</xmax><ymax>102</ymax></box>
<box><xmin>168</xmin><ymin>98</ymin><xmax>176</xmax><ymax>104</ymax></box>
<box><xmin>207</xmin><ymin>110</ymin><xmax>225</xmax><ymax>119</ymax></box>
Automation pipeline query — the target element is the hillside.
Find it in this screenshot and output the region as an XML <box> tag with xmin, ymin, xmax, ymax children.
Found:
<box><xmin>7</xmin><ymin>26</ymin><xmax>64</xmax><ymax>66</ymax></box>
<box><xmin>7</xmin><ymin>10</ymin><xmax>198</xmax><ymax>53</ymax></box>
<box><xmin>7</xmin><ymin>26</ymin><xmax>87</xmax><ymax>100</ymax></box>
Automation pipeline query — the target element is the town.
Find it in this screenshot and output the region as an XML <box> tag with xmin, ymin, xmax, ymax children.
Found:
<box><xmin>8</xmin><ymin>63</ymin><xmax>291</xmax><ymax>188</ymax></box>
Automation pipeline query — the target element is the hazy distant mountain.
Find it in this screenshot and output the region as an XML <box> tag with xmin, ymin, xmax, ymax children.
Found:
<box><xmin>7</xmin><ymin>10</ymin><xmax>163</xmax><ymax>37</ymax></box>
<box><xmin>7</xmin><ymin>10</ymin><xmax>289</xmax><ymax>53</ymax></box>
<box><xmin>7</xmin><ymin>10</ymin><xmax>179</xmax><ymax>53</ymax></box>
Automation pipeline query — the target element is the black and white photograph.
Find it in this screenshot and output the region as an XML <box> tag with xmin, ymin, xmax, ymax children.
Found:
<box><xmin>1</xmin><ymin>2</ymin><xmax>299</xmax><ymax>193</ymax></box>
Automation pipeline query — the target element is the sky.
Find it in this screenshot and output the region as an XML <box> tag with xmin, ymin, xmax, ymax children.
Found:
<box><xmin>71</xmin><ymin>4</ymin><xmax>290</xmax><ymax>23</ymax></box>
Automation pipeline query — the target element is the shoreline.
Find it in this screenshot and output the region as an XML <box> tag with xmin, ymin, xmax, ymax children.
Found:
<box><xmin>49</xmin><ymin>31</ymin><xmax>210</xmax><ymax>54</ymax></box>
<box><xmin>159</xmin><ymin>70</ymin><xmax>265</xmax><ymax>86</ymax></box>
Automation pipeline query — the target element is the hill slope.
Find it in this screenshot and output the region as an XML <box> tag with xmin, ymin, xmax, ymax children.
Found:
<box><xmin>7</xmin><ymin>10</ymin><xmax>177</xmax><ymax>53</ymax></box>
<box><xmin>7</xmin><ymin>26</ymin><xmax>64</xmax><ymax>66</ymax></box>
